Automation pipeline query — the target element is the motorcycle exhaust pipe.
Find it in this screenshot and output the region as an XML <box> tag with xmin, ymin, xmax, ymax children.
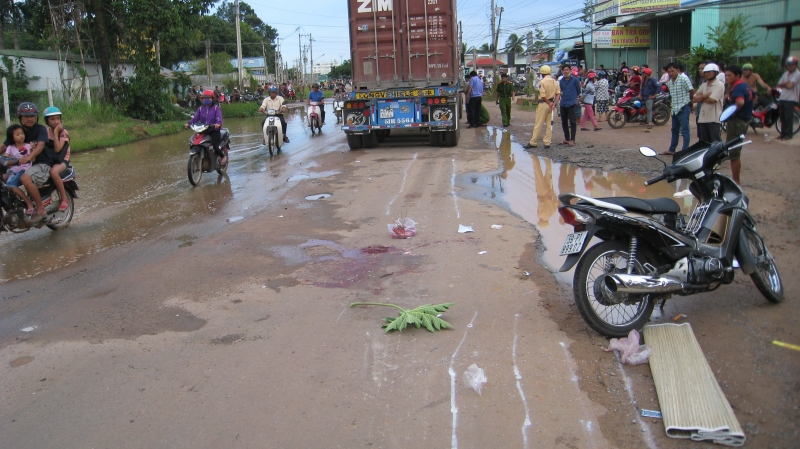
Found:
<box><xmin>604</xmin><ymin>274</ymin><xmax>685</xmax><ymax>294</ymax></box>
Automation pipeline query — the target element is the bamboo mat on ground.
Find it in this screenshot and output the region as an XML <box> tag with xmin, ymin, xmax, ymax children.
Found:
<box><xmin>643</xmin><ymin>323</ymin><xmax>745</xmax><ymax>446</ymax></box>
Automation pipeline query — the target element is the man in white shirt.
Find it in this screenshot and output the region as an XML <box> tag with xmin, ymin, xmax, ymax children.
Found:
<box><xmin>692</xmin><ymin>63</ymin><xmax>725</xmax><ymax>143</ymax></box>
<box><xmin>258</xmin><ymin>86</ymin><xmax>289</xmax><ymax>142</ymax></box>
<box><xmin>776</xmin><ymin>56</ymin><xmax>800</xmax><ymax>141</ymax></box>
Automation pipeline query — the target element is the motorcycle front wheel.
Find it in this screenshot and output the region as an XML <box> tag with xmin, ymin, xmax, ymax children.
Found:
<box><xmin>46</xmin><ymin>190</ymin><xmax>74</xmax><ymax>231</ymax></box>
<box><xmin>608</xmin><ymin>111</ymin><xmax>627</xmax><ymax>129</ymax></box>
<box><xmin>739</xmin><ymin>227</ymin><xmax>784</xmax><ymax>303</ymax></box>
<box><xmin>267</xmin><ymin>130</ymin><xmax>275</xmax><ymax>156</ymax></box>
<box><xmin>573</xmin><ymin>240</ymin><xmax>655</xmax><ymax>337</ymax></box>
<box><xmin>217</xmin><ymin>146</ymin><xmax>229</xmax><ymax>174</ymax></box>
<box><xmin>188</xmin><ymin>153</ymin><xmax>203</xmax><ymax>186</ymax></box>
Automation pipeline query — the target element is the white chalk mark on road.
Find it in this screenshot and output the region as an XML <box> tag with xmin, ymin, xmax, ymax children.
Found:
<box><xmin>559</xmin><ymin>341</ymin><xmax>598</xmax><ymax>449</ymax></box>
<box><xmin>449</xmin><ymin>310</ymin><xmax>478</xmax><ymax>449</ymax></box>
<box><xmin>513</xmin><ymin>314</ymin><xmax>532</xmax><ymax>449</ymax></box>
<box><xmin>386</xmin><ymin>153</ymin><xmax>418</xmax><ymax>215</ymax></box>
<box><xmin>618</xmin><ymin>353</ymin><xmax>659</xmax><ymax>449</ymax></box>
<box><xmin>451</xmin><ymin>159</ymin><xmax>460</xmax><ymax>218</ymax></box>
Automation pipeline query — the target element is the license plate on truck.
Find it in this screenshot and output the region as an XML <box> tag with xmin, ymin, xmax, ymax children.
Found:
<box><xmin>380</xmin><ymin>108</ymin><xmax>394</xmax><ymax>119</ymax></box>
<box><xmin>560</xmin><ymin>231</ymin><xmax>588</xmax><ymax>255</ymax></box>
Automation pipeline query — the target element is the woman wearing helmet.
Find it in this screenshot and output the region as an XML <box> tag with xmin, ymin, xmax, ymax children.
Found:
<box><xmin>307</xmin><ymin>83</ymin><xmax>326</xmax><ymax>125</ymax></box>
<box><xmin>185</xmin><ymin>89</ymin><xmax>225</xmax><ymax>164</ymax></box>
<box><xmin>579</xmin><ymin>72</ymin><xmax>601</xmax><ymax>131</ymax></box>
<box><xmin>42</xmin><ymin>106</ymin><xmax>71</xmax><ymax>212</ymax></box>
<box><xmin>629</xmin><ymin>66</ymin><xmax>642</xmax><ymax>95</ymax></box>
<box><xmin>258</xmin><ymin>86</ymin><xmax>289</xmax><ymax>142</ymax></box>
<box><xmin>776</xmin><ymin>56</ymin><xmax>800</xmax><ymax>141</ymax></box>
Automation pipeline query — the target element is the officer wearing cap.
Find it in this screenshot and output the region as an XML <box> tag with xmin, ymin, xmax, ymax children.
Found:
<box><xmin>523</xmin><ymin>65</ymin><xmax>561</xmax><ymax>149</ymax></box>
<box><xmin>495</xmin><ymin>73</ymin><xmax>516</xmax><ymax>127</ymax></box>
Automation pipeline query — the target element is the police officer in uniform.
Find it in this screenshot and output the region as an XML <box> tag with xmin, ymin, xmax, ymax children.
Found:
<box><xmin>495</xmin><ymin>72</ymin><xmax>516</xmax><ymax>127</ymax></box>
<box><xmin>524</xmin><ymin>65</ymin><xmax>561</xmax><ymax>149</ymax></box>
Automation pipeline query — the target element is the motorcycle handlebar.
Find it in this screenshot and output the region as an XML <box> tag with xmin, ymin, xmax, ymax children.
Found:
<box><xmin>644</xmin><ymin>174</ymin><xmax>666</xmax><ymax>186</ymax></box>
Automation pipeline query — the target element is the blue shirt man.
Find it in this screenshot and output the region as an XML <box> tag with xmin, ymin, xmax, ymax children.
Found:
<box><xmin>558</xmin><ymin>64</ymin><xmax>581</xmax><ymax>145</ymax></box>
<box><xmin>465</xmin><ymin>70</ymin><xmax>484</xmax><ymax>128</ymax></box>
<box><xmin>469</xmin><ymin>74</ymin><xmax>484</xmax><ymax>98</ymax></box>
<box><xmin>307</xmin><ymin>83</ymin><xmax>326</xmax><ymax>124</ymax></box>
<box><xmin>558</xmin><ymin>74</ymin><xmax>582</xmax><ymax>107</ymax></box>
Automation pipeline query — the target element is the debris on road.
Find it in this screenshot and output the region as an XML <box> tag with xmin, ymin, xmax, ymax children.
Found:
<box><xmin>478</xmin><ymin>251</ymin><xmax>488</xmax><ymax>254</ymax></box>
<box><xmin>772</xmin><ymin>340</ymin><xmax>800</xmax><ymax>352</ymax></box>
<box><xmin>603</xmin><ymin>329</ymin><xmax>652</xmax><ymax>365</ymax></box>
<box><xmin>227</xmin><ymin>216</ymin><xmax>244</xmax><ymax>223</ymax></box>
<box><xmin>641</xmin><ymin>409</ymin><xmax>663</xmax><ymax>419</ymax></box>
<box><xmin>457</xmin><ymin>225</ymin><xmax>474</xmax><ymax>233</ymax></box>
<box><xmin>673</xmin><ymin>314</ymin><xmax>687</xmax><ymax>322</ymax></box>
<box><xmin>350</xmin><ymin>301</ymin><xmax>454</xmax><ymax>332</ymax></box>
<box><xmin>463</xmin><ymin>363</ymin><xmax>487</xmax><ymax>395</ymax></box>
<box><xmin>388</xmin><ymin>217</ymin><xmax>417</xmax><ymax>239</ymax></box>
<box><xmin>491</xmin><ymin>224</ymin><xmax>502</xmax><ymax>229</ymax></box>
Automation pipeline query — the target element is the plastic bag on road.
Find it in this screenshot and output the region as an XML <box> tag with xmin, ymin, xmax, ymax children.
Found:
<box><xmin>388</xmin><ymin>217</ymin><xmax>417</xmax><ymax>239</ymax></box>
<box><xmin>603</xmin><ymin>329</ymin><xmax>652</xmax><ymax>365</ymax></box>
<box><xmin>463</xmin><ymin>363</ymin><xmax>487</xmax><ymax>395</ymax></box>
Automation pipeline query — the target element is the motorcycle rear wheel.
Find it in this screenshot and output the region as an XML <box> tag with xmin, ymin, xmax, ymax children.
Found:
<box><xmin>652</xmin><ymin>104</ymin><xmax>670</xmax><ymax>126</ymax></box>
<box><xmin>573</xmin><ymin>240</ymin><xmax>655</xmax><ymax>337</ymax></box>
<box><xmin>188</xmin><ymin>153</ymin><xmax>203</xmax><ymax>186</ymax></box>
<box><xmin>216</xmin><ymin>146</ymin><xmax>229</xmax><ymax>174</ymax></box>
<box><xmin>608</xmin><ymin>111</ymin><xmax>627</xmax><ymax>129</ymax></box>
<box><xmin>46</xmin><ymin>190</ymin><xmax>74</xmax><ymax>231</ymax></box>
<box><xmin>739</xmin><ymin>226</ymin><xmax>784</xmax><ymax>303</ymax></box>
<box><xmin>775</xmin><ymin>110</ymin><xmax>800</xmax><ymax>136</ymax></box>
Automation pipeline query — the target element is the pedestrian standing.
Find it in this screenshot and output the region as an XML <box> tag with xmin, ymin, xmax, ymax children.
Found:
<box><xmin>662</xmin><ymin>62</ymin><xmax>694</xmax><ymax>155</ymax></box>
<box><xmin>464</xmin><ymin>72</ymin><xmax>473</xmax><ymax>125</ymax></box>
<box><xmin>724</xmin><ymin>65</ymin><xmax>754</xmax><ymax>185</ymax></box>
<box><xmin>523</xmin><ymin>65</ymin><xmax>560</xmax><ymax>149</ymax></box>
<box><xmin>693</xmin><ymin>63</ymin><xmax>724</xmax><ymax>143</ymax></box>
<box><xmin>638</xmin><ymin>68</ymin><xmax>660</xmax><ymax>129</ymax></box>
<box><xmin>594</xmin><ymin>71</ymin><xmax>610</xmax><ymax>122</ymax></box>
<box><xmin>558</xmin><ymin>63</ymin><xmax>582</xmax><ymax>146</ymax></box>
<box><xmin>466</xmin><ymin>70</ymin><xmax>484</xmax><ymax>128</ymax></box>
<box><xmin>495</xmin><ymin>73</ymin><xmax>515</xmax><ymax>127</ymax></box>
<box><xmin>775</xmin><ymin>56</ymin><xmax>799</xmax><ymax>141</ymax></box>
<box><xmin>579</xmin><ymin>72</ymin><xmax>601</xmax><ymax>131</ymax></box>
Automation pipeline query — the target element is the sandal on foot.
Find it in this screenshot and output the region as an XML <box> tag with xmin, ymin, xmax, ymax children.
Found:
<box><xmin>568</xmin><ymin>141</ymin><xmax>575</xmax><ymax>147</ymax></box>
<box><xmin>559</xmin><ymin>140</ymin><xmax>569</xmax><ymax>145</ymax></box>
<box><xmin>580</xmin><ymin>127</ymin><xmax>589</xmax><ymax>131</ymax></box>
<box><xmin>58</xmin><ymin>201</ymin><xmax>69</xmax><ymax>211</ymax></box>
<box><xmin>594</xmin><ymin>128</ymin><xmax>602</xmax><ymax>131</ymax></box>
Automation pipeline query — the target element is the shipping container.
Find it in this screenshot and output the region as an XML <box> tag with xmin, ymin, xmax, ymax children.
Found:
<box><xmin>341</xmin><ymin>0</ymin><xmax>462</xmax><ymax>149</ymax></box>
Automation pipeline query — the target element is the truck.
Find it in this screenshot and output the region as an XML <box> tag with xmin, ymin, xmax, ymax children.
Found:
<box><xmin>341</xmin><ymin>0</ymin><xmax>462</xmax><ymax>149</ymax></box>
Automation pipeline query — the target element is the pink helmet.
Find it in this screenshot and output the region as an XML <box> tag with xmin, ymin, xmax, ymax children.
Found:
<box><xmin>587</xmin><ymin>72</ymin><xmax>597</xmax><ymax>79</ymax></box>
<box><xmin>571</xmin><ymin>67</ymin><xmax>579</xmax><ymax>76</ymax></box>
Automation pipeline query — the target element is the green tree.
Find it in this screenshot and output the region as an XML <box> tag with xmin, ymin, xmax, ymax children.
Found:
<box><xmin>191</xmin><ymin>51</ymin><xmax>236</xmax><ymax>74</ymax></box>
<box><xmin>529</xmin><ymin>27</ymin><xmax>548</xmax><ymax>61</ymax></box>
<box><xmin>581</xmin><ymin>0</ymin><xmax>594</xmax><ymax>24</ymax></box>
<box><xmin>682</xmin><ymin>14</ymin><xmax>757</xmax><ymax>80</ymax></box>
<box><xmin>504</xmin><ymin>33</ymin><xmax>525</xmax><ymax>54</ymax></box>
<box><xmin>328</xmin><ymin>59</ymin><xmax>351</xmax><ymax>78</ymax></box>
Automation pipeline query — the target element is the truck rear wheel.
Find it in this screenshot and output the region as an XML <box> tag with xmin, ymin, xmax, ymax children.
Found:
<box><xmin>428</xmin><ymin>132</ymin><xmax>443</xmax><ymax>146</ymax></box>
<box><xmin>443</xmin><ymin>129</ymin><xmax>459</xmax><ymax>147</ymax></box>
<box><xmin>377</xmin><ymin>130</ymin><xmax>389</xmax><ymax>143</ymax></box>
<box><xmin>363</xmin><ymin>131</ymin><xmax>378</xmax><ymax>148</ymax></box>
<box><xmin>347</xmin><ymin>134</ymin><xmax>363</xmax><ymax>150</ymax></box>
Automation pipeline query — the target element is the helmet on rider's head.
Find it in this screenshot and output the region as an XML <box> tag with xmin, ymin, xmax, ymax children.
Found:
<box><xmin>787</xmin><ymin>56</ymin><xmax>798</xmax><ymax>66</ymax></box>
<box><xmin>597</xmin><ymin>70</ymin><xmax>607</xmax><ymax>77</ymax></box>
<box><xmin>571</xmin><ymin>67</ymin><xmax>579</xmax><ymax>76</ymax></box>
<box><xmin>539</xmin><ymin>65</ymin><xmax>551</xmax><ymax>75</ymax></box>
<box><xmin>202</xmin><ymin>89</ymin><xmax>214</xmax><ymax>98</ymax></box>
<box><xmin>742</xmin><ymin>63</ymin><xmax>753</xmax><ymax>71</ymax></box>
<box><xmin>632</xmin><ymin>66</ymin><xmax>640</xmax><ymax>73</ymax></box>
<box><xmin>312</xmin><ymin>83</ymin><xmax>320</xmax><ymax>88</ymax></box>
<box><xmin>17</xmin><ymin>102</ymin><xmax>38</xmax><ymax>117</ymax></box>
<box><xmin>587</xmin><ymin>72</ymin><xmax>597</xmax><ymax>79</ymax></box>
<box><xmin>622</xmin><ymin>68</ymin><xmax>629</xmax><ymax>73</ymax></box>
<box><xmin>643</xmin><ymin>68</ymin><xmax>652</xmax><ymax>76</ymax></box>
<box><xmin>703</xmin><ymin>63</ymin><xmax>720</xmax><ymax>73</ymax></box>
<box><xmin>44</xmin><ymin>106</ymin><xmax>62</xmax><ymax>117</ymax></box>
<box><xmin>268</xmin><ymin>86</ymin><xmax>278</xmax><ymax>93</ymax></box>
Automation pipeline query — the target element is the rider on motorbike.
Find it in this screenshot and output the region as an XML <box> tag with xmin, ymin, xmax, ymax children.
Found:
<box><xmin>185</xmin><ymin>89</ymin><xmax>226</xmax><ymax>165</ymax></box>
<box><xmin>1</xmin><ymin>103</ymin><xmax>57</xmax><ymax>220</ymax></box>
<box><xmin>308</xmin><ymin>83</ymin><xmax>326</xmax><ymax>125</ymax></box>
<box><xmin>258</xmin><ymin>86</ymin><xmax>289</xmax><ymax>143</ymax></box>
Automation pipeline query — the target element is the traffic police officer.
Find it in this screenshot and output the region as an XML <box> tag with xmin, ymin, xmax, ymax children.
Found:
<box><xmin>524</xmin><ymin>65</ymin><xmax>561</xmax><ymax>149</ymax></box>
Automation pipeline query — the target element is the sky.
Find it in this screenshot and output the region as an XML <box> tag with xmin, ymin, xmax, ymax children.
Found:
<box><xmin>241</xmin><ymin>0</ymin><xmax>588</xmax><ymax>69</ymax></box>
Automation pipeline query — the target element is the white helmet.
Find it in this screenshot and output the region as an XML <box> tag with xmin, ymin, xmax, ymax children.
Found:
<box><xmin>703</xmin><ymin>63</ymin><xmax>720</xmax><ymax>73</ymax></box>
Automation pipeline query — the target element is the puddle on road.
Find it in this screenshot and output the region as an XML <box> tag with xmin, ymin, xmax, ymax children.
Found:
<box><xmin>459</xmin><ymin>127</ymin><xmax>696</xmax><ymax>283</ymax></box>
<box><xmin>305</xmin><ymin>193</ymin><xmax>332</xmax><ymax>200</ymax></box>
<box><xmin>287</xmin><ymin>170</ymin><xmax>341</xmax><ymax>183</ymax></box>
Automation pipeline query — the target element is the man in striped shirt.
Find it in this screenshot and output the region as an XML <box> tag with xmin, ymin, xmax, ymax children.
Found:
<box><xmin>663</xmin><ymin>62</ymin><xmax>694</xmax><ymax>155</ymax></box>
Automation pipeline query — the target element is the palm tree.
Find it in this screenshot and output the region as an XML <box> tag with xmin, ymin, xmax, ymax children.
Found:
<box><xmin>478</xmin><ymin>42</ymin><xmax>491</xmax><ymax>53</ymax></box>
<box><xmin>504</xmin><ymin>33</ymin><xmax>525</xmax><ymax>54</ymax></box>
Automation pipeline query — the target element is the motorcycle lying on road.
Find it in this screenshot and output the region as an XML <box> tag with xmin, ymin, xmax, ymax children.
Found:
<box><xmin>556</xmin><ymin>105</ymin><xmax>783</xmax><ymax>337</ymax></box>
<box><xmin>261</xmin><ymin>109</ymin><xmax>284</xmax><ymax>156</ymax></box>
<box><xmin>608</xmin><ymin>89</ymin><xmax>671</xmax><ymax>129</ymax></box>
<box><xmin>307</xmin><ymin>101</ymin><xmax>323</xmax><ymax>135</ymax></box>
<box><xmin>187</xmin><ymin>124</ymin><xmax>230</xmax><ymax>186</ymax></box>
<box><xmin>0</xmin><ymin>156</ymin><xmax>78</xmax><ymax>232</ymax></box>
<box><xmin>721</xmin><ymin>87</ymin><xmax>800</xmax><ymax>136</ymax></box>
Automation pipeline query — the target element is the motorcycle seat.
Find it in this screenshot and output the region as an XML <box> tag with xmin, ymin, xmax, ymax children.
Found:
<box><xmin>591</xmin><ymin>196</ymin><xmax>680</xmax><ymax>214</ymax></box>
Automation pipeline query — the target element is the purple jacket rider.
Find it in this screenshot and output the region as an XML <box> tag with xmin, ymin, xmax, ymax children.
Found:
<box><xmin>188</xmin><ymin>104</ymin><xmax>222</xmax><ymax>128</ymax></box>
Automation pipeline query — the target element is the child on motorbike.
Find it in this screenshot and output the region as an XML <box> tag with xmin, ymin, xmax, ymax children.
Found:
<box><xmin>1</xmin><ymin>124</ymin><xmax>34</xmax><ymax>214</ymax></box>
<box><xmin>42</xmin><ymin>106</ymin><xmax>71</xmax><ymax>212</ymax></box>
<box><xmin>185</xmin><ymin>89</ymin><xmax>225</xmax><ymax>165</ymax></box>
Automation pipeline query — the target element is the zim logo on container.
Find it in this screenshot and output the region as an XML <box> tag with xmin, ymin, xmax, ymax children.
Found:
<box><xmin>357</xmin><ymin>0</ymin><xmax>392</xmax><ymax>13</ymax></box>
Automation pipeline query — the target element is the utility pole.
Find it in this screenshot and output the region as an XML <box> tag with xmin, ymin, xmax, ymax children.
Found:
<box><xmin>234</xmin><ymin>0</ymin><xmax>244</xmax><ymax>88</ymax></box>
<box><xmin>298</xmin><ymin>34</ymin><xmax>304</xmax><ymax>86</ymax></box>
<box><xmin>206</xmin><ymin>39</ymin><xmax>212</xmax><ymax>85</ymax></box>
<box><xmin>309</xmin><ymin>34</ymin><xmax>314</xmax><ymax>85</ymax></box>
<box><xmin>492</xmin><ymin>5</ymin><xmax>503</xmax><ymax>81</ymax></box>
<box><xmin>261</xmin><ymin>42</ymin><xmax>268</xmax><ymax>84</ymax></box>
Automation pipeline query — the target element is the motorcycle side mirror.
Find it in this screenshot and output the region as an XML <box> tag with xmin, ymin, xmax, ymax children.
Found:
<box><xmin>639</xmin><ymin>146</ymin><xmax>657</xmax><ymax>157</ymax></box>
<box><xmin>719</xmin><ymin>104</ymin><xmax>737</xmax><ymax>123</ymax></box>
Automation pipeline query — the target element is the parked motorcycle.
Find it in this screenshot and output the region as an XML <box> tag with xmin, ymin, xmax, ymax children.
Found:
<box><xmin>0</xmin><ymin>156</ymin><xmax>78</xmax><ymax>232</ymax></box>
<box><xmin>286</xmin><ymin>87</ymin><xmax>296</xmax><ymax>101</ymax></box>
<box><xmin>333</xmin><ymin>93</ymin><xmax>346</xmax><ymax>124</ymax></box>
<box><xmin>608</xmin><ymin>89</ymin><xmax>671</xmax><ymax>128</ymax></box>
<box><xmin>721</xmin><ymin>88</ymin><xmax>800</xmax><ymax>136</ymax></box>
<box><xmin>307</xmin><ymin>101</ymin><xmax>323</xmax><ymax>135</ymax></box>
<box><xmin>261</xmin><ymin>109</ymin><xmax>284</xmax><ymax>156</ymax></box>
<box><xmin>187</xmin><ymin>124</ymin><xmax>230</xmax><ymax>186</ymax></box>
<box><xmin>556</xmin><ymin>107</ymin><xmax>782</xmax><ymax>337</ymax></box>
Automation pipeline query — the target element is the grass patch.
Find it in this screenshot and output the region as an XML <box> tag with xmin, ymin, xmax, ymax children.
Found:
<box><xmin>56</xmin><ymin>101</ymin><xmax>188</xmax><ymax>153</ymax></box>
<box><xmin>219</xmin><ymin>101</ymin><xmax>262</xmax><ymax>117</ymax></box>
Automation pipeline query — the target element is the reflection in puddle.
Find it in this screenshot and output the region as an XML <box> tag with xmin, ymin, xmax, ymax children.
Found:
<box><xmin>461</xmin><ymin>127</ymin><xmax>695</xmax><ymax>282</ymax></box>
